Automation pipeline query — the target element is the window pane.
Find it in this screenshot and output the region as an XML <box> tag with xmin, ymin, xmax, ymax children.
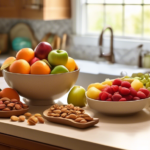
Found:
<box><xmin>124</xmin><ymin>5</ymin><xmax>142</xmax><ymax>36</ymax></box>
<box><xmin>144</xmin><ymin>0</ymin><xmax>150</xmax><ymax>4</ymax></box>
<box><xmin>87</xmin><ymin>5</ymin><xmax>104</xmax><ymax>32</ymax></box>
<box><xmin>124</xmin><ymin>0</ymin><xmax>142</xmax><ymax>4</ymax></box>
<box><xmin>87</xmin><ymin>0</ymin><xmax>104</xmax><ymax>4</ymax></box>
<box><xmin>106</xmin><ymin>5</ymin><xmax>122</xmax><ymax>35</ymax></box>
<box><xmin>105</xmin><ymin>0</ymin><xmax>122</xmax><ymax>4</ymax></box>
<box><xmin>144</xmin><ymin>6</ymin><xmax>150</xmax><ymax>37</ymax></box>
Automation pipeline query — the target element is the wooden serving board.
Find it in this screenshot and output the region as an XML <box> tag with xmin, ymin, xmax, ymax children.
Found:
<box><xmin>43</xmin><ymin>109</ymin><xmax>99</xmax><ymax>129</ymax></box>
<box><xmin>0</xmin><ymin>108</ymin><xmax>29</xmax><ymax>118</ymax></box>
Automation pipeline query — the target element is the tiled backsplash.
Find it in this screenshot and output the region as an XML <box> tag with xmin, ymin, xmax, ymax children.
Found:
<box><xmin>0</xmin><ymin>18</ymin><xmax>140</xmax><ymax>66</ymax></box>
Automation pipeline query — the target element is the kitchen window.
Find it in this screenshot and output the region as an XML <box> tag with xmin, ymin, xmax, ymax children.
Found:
<box><xmin>72</xmin><ymin>0</ymin><xmax>150</xmax><ymax>49</ymax></box>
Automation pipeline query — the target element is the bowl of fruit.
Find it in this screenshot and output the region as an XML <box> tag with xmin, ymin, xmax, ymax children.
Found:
<box><xmin>1</xmin><ymin>42</ymin><xmax>79</xmax><ymax>106</ymax></box>
<box><xmin>86</xmin><ymin>78</ymin><xmax>150</xmax><ymax>115</ymax></box>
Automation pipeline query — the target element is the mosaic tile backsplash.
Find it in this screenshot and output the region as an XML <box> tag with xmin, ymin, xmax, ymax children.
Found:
<box><xmin>0</xmin><ymin>18</ymin><xmax>141</xmax><ymax>66</ymax></box>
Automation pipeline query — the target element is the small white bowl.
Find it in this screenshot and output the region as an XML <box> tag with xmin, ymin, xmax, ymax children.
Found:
<box><xmin>86</xmin><ymin>92</ymin><xmax>149</xmax><ymax>115</ymax></box>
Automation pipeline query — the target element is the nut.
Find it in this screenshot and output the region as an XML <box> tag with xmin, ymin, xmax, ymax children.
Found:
<box><xmin>76</xmin><ymin>111</ymin><xmax>81</xmax><ymax>115</ymax></box>
<box><xmin>11</xmin><ymin>116</ymin><xmax>19</xmax><ymax>121</ymax></box>
<box><xmin>53</xmin><ymin>110</ymin><xmax>61</xmax><ymax>114</ymax></box>
<box><xmin>24</xmin><ymin>112</ymin><xmax>32</xmax><ymax>118</ymax></box>
<box><xmin>80</xmin><ymin>119</ymin><xmax>87</xmax><ymax>123</ymax></box>
<box><xmin>37</xmin><ymin>117</ymin><xmax>44</xmax><ymax>123</ymax></box>
<box><xmin>22</xmin><ymin>104</ymin><xmax>28</xmax><ymax>109</ymax></box>
<box><xmin>0</xmin><ymin>97</ymin><xmax>10</xmax><ymax>102</ymax></box>
<box><xmin>61</xmin><ymin>108</ymin><xmax>68</xmax><ymax>113</ymax></box>
<box><xmin>0</xmin><ymin>101</ymin><xmax>3</xmax><ymax>104</ymax></box>
<box><xmin>50</xmin><ymin>107</ymin><xmax>55</xmax><ymax>111</ymax></box>
<box><xmin>34</xmin><ymin>113</ymin><xmax>42</xmax><ymax>117</ymax></box>
<box><xmin>48</xmin><ymin>113</ymin><xmax>60</xmax><ymax>117</ymax></box>
<box><xmin>53</xmin><ymin>104</ymin><xmax>59</xmax><ymax>109</ymax></box>
<box><xmin>0</xmin><ymin>104</ymin><xmax>6</xmax><ymax>110</ymax></box>
<box><xmin>4</xmin><ymin>101</ymin><xmax>10</xmax><ymax>104</ymax></box>
<box><xmin>3</xmin><ymin>107</ymin><xmax>11</xmax><ymax>111</ymax></box>
<box><xmin>11</xmin><ymin>99</ymin><xmax>19</xmax><ymax>103</ymax></box>
<box><xmin>7</xmin><ymin>103</ymin><xmax>15</xmax><ymax>107</ymax></box>
<box><xmin>75</xmin><ymin>118</ymin><xmax>84</xmax><ymax>122</ymax></box>
<box><xmin>15</xmin><ymin>104</ymin><xmax>22</xmax><ymax>110</ymax></box>
<box><xmin>84</xmin><ymin>116</ymin><xmax>93</xmax><ymax>121</ymax></box>
<box><xmin>67</xmin><ymin>114</ymin><xmax>77</xmax><ymax>120</ymax></box>
<box><xmin>61</xmin><ymin>113</ymin><xmax>67</xmax><ymax>118</ymax></box>
<box><xmin>27</xmin><ymin>116</ymin><xmax>38</xmax><ymax>125</ymax></box>
<box><xmin>19</xmin><ymin>115</ymin><xmax>25</xmax><ymax>122</ymax></box>
<box><xmin>74</xmin><ymin>107</ymin><xmax>80</xmax><ymax>111</ymax></box>
<box><xmin>66</xmin><ymin>104</ymin><xmax>74</xmax><ymax>109</ymax></box>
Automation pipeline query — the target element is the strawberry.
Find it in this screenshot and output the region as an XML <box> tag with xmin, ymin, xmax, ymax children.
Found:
<box><xmin>100</xmin><ymin>91</ymin><xmax>109</xmax><ymax>100</ymax></box>
<box><xmin>119</xmin><ymin>87</ymin><xmax>130</xmax><ymax>95</ymax></box>
<box><xmin>103</xmin><ymin>86</ymin><xmax>113</xmax><ymax>94</ymax></box>
<box><xmin>123</xmin><ymin>95</ymin><xmax>133</xmax><ymax>101</ymax></box>
<box><xmin>139</xmin><ymin>88</ymin><xmax>149</xmax><ymax>98</ymax></box>
<box><xmin>112</xmin><ymin>79</ymin><xmax>122</xmax><ymax>86</ymax></box>
<box><xmin>106</xmin><ymin>98</ymin><xmax>112</xmax><ymax>101</ymax></box>
<box><xmin>111</xmin><ymin>85</ymin><xmax>119</xmax><ymax>93</ymax></box>
<box><xmin>133</xmin><ymin>97</ymin><xmax>140</xmax><ymax>100</ymax></box>
<box><xmin>129</xmin><ymin>87</ymin><xmax>137</xmax><ymax>97</ymax></box>
<box><xmin>112</xmin><ymin>94</ymin><xmax>122</xmax><ymax>101</ymax></box>
<box><xmin>121</xmin><ymin>81</ymin><xmax>131</xmax><ymax>88</ymax></box>
<box><xmin>119</xmin><ymin>98</ymin><xmax>126</xmax><ymax>101</ymax></box>
<box><xmin>137</xmin><ymin>91</ymin><xmax>146</xmax><ymax>99</ymax></box>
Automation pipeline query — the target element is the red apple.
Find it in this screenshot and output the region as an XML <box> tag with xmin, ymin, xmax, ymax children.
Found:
<box><xmin>29</xmin><ymin>57</ymin><xmax>40</xmax><ymax>65</ymax></box>
<box><xmin>34</xmin><ymin>42</ymin><xmax>52</xmax><ymax>59</ymax></box>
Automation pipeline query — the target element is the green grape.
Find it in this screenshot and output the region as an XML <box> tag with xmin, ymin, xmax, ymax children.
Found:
<box><xmin>142</xmin><ymin>78</ymin><xmax>147</xmax><ymax>84</ymax></box>
<box><xmin>146</xmin><ymin>82</ymin><xmax>150</xmax><ymax>88</ymax></box>
<box><xmin>147</xmin><ymin>87</ymin><xmax>150</xmax><ymax>91</ymax></box>
<box><xmin>144</xmin><ymin>73</ymin><xmax>149</xmax><ymax>79</ymax></box>
<box><xmin>137</xmin><ymin>73</ymin><xmax>144</xmax><ymax>77</ymax></box>
<box><xmin>134</xmin><ymin>77</ymin><xmax>141</xmax><ymax>80</ymax></box>
<box><xmin>132</xmin><ymin>73</ymin><xmax>138</xmax><ymax>78</ymax></box>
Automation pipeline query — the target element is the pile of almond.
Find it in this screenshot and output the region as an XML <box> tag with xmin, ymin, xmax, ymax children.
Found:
<box><xmin>47</xmin><ymin>104</ymin><xmax>93</xmax><ymax>123</ymax></box>
<box><xmin>0</xmin><ymin>97</ymin><xmax>28</xmax><ymax>111</ymax></box>
<box><xmin>10</xmin><ymin>112</ymin><xmax>45</xmax><ymax>125</ymax></box>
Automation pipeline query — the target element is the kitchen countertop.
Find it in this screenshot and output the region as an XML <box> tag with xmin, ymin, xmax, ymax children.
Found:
<box><xmin>0</xmin><ymin>77</ymin><xmax>150</xmax><ymax>150</ymax></box>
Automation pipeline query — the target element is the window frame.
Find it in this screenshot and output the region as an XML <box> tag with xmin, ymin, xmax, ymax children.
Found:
<box><xmin>71</xmin><ymin>0</ymin><xmax>150</xmax><ymax>50</ymax></box>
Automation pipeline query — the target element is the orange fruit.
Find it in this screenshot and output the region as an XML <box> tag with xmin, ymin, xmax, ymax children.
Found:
<box><xmin>75</xmin><ymin>61</ymin><xmax>79</xmax><ymax>70</ymax></box>
<box><xmin>9</xmin><ymin>59</ymin><xmax>30</xmax><ymax>74</ymax></box>
<box><xmin>1</xmin><ymin>57</ymin><xmax>16</xmax><ymax>70</ymax></box>
<box><xmin>0</xmin><ymin>88</ymin><xmax>20</xmax><ymax>101</ymax></box>
<box><xmin>16</xmin><ymin>48</ymin><xmax>34</xmax><ymax>62</ymax></box>
<box><xmin>65</xmin><ymin>57</ymin><xmax>76</xmax><ymax>72</ymax></box>
<box><xmin>30</xmin><ymin>61</ymin><xmax>51</xmax><ymax>74</ymax></box>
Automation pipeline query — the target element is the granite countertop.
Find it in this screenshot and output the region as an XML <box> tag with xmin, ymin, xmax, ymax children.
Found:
<box><xmin>0</xmin><ymin>77</ymin><xmax>150</xmax><ymax>150</ymax></box>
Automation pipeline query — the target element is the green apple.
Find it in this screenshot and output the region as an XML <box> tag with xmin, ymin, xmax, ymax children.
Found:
<box><xmin>48</xmin><ymin>50</ymin><xmax>68</xmax><ymax>66</ymax></box>
<box><xmin>51</xmin><ymin>65</ymin><xmax>69</xmax><ymax>74</ymax></box>
<box><xmin>41</xmin><ymin>59</ymin><xmax>52</xmax><ymax>69</ymax></box>
<box><xmin>67</xmin><ymin>86</ymin><xmax>87</xmax><ymax>107</ymax></box>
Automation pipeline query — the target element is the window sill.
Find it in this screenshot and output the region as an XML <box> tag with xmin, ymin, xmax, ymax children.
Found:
<box><xmin>72</xmin><ymin>35</ymin><xmax>150</xmax><ymax>50</ymax></box>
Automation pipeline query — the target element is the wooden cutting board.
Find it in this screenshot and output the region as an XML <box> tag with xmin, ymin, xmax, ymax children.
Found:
<box><xmin>9</xmin><ymin>23</ymin><xmax>38</xmax><ymax>49</ymax></box>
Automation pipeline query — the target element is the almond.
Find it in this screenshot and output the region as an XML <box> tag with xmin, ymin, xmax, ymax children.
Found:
<box><xmin>0</xmin><ymin>104</ymin><xmax>6</xmax><ymax>110</ymax></box>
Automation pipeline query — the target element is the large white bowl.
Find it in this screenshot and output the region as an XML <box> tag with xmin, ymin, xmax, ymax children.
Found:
<box><xmin>86</xmin><ymin>92</ymin><xmax>149</xmax><ymax>115</ymax></box>
<box><xmin>3</xmin><ymin>69</ymin><xmax>79</xmax><ymax>106</ymax></box>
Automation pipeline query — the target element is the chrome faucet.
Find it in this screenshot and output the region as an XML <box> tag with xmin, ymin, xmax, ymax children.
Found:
<box><xmin>99</xmin><ymin>26</ymin><xmax>115</xmax><ymax>63</ymax></box>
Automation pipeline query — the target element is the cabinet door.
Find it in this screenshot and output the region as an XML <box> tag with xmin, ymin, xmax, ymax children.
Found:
<box><xmin>20</xmin><ymin>0</ymin><xmax>43</xmax><ymax>20</ymax></box>
<box><xmin>0</xmin><ymin>0</ymin><xmax>20</xmax><ymax>18</ymax></box>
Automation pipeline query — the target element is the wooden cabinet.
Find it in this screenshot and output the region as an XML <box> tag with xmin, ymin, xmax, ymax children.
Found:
<box><xmin>0</xmin><ymin>133</ymin><xmax>69</xmax><ymax>150</ymax></box>
<box><xmin>0</xmin><ymin>0</ymin><xmax>20</xmax><ymax>18</ymax></box>
<box><xmin>0</xmin><ymin>0</ymin><xmax>71</xmax><ymax>20</ymax></box>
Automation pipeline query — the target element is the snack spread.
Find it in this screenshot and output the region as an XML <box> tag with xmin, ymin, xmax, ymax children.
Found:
<box><xmin>47</xmin><ymin>104</ymin><xmax>94</xmax><ymax>123</ymax></box>
<box><xmin>87</xmin><ymin>78</ymin><xmax>150</xmax><ymax>101</ymax></box>
<box><xmin>0</xmin><ymin>97</ymin><xmax>28</xmax><ymax>111</ymax></box>
<box><xmin>1</xmin><ymin>42</ymin><xmax>79</xmax><ymax>75</ymax></box>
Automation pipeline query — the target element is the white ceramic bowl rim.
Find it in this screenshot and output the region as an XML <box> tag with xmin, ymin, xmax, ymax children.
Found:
<box><xmin>3</xmin><ymin>69</ymin><xmax>80</xmax><ymax>77</ymax></box>
<box><xmin>85</xmin><ymin>92</ymin><xmax>149</xmax><ymax>103</ymax></box>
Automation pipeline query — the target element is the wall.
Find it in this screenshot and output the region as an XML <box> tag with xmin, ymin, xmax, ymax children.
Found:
<box><xmin>0</xmin><ymin>18</ymin><xmax>141</xmax><ymax>66</ymax></box>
